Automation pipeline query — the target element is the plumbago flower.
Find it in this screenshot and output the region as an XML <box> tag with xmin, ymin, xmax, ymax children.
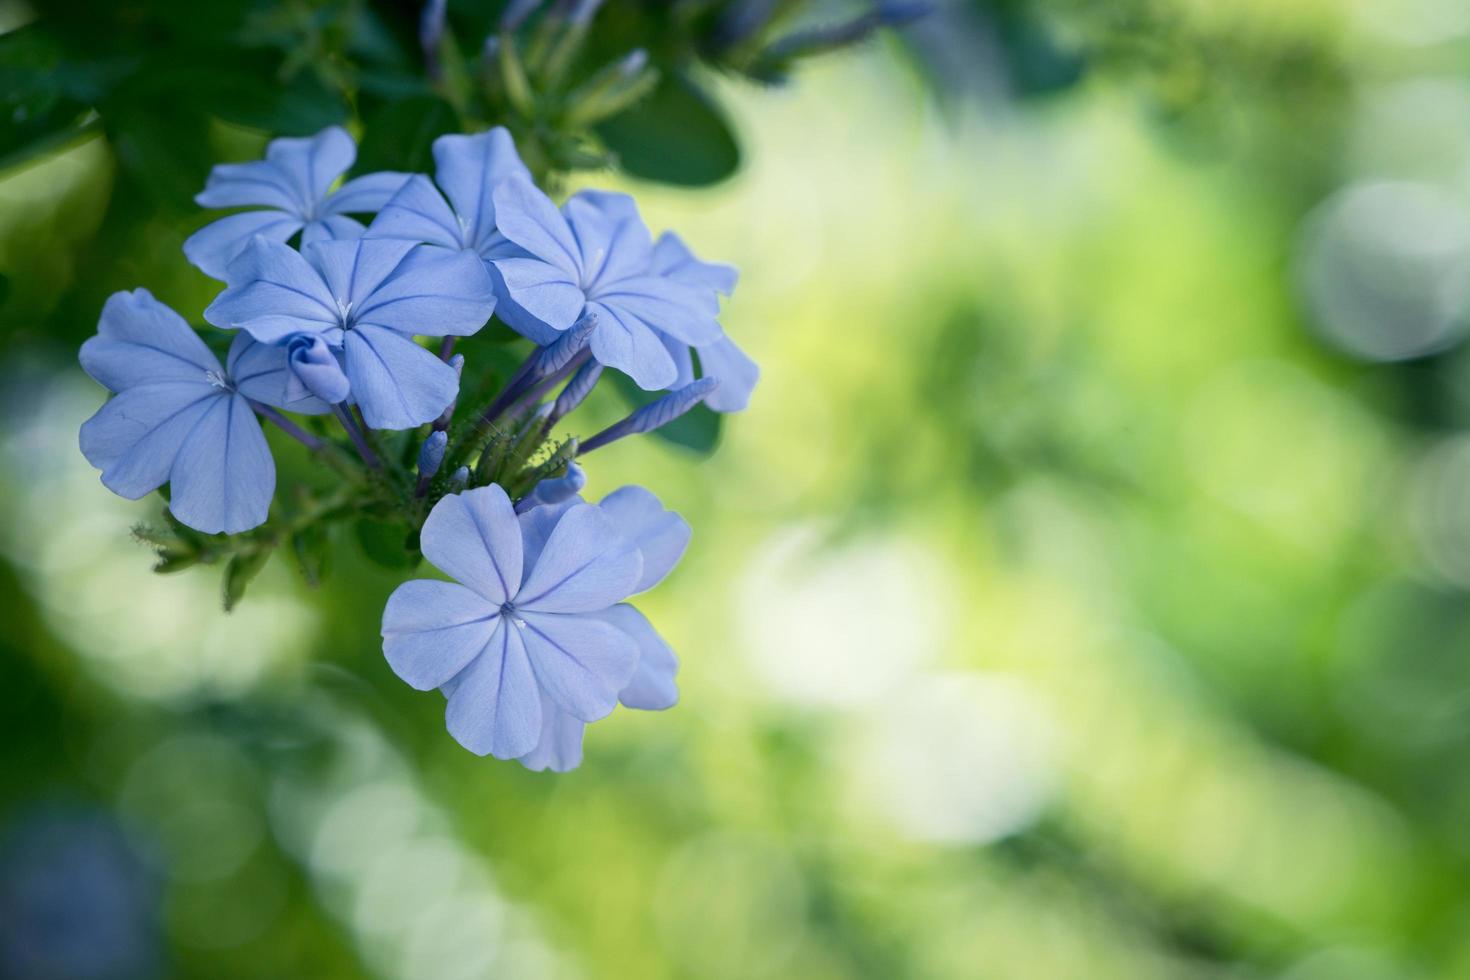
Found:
<box><xmin>381</xmin><ymin>483</ymin><xmax>687</xmax><ymax>770</ymax></box>
<box><xmin>78</xmin><ymin>289</ymin><xmax>324</xmax><ymax>534</ymax></box>
<box><xmin>77</xmin><ymin>122</ymin><xmax>746</xmax><ymax>770</ymax></box>
<box><xmin>488</xmin><ymin>175</ymin><xmax>724</xmax><ymax>389</ymax></box>
<box><xmin>365</xmin><ymin>128</ymin><xmax>530</xmax><ymax>264</ymax></box>
<box><xmin>203</xmin><ymin>237</ymin><xmax>496</xmax><ymax>428</ymax></box>
<box><xmin>185</xmin><ymin>127</ymin><xmax>410</xmax><ymax>281</ymax></box>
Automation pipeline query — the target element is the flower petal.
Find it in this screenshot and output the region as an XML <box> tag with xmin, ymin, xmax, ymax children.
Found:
<box><xmin>382</xmin><ymin>579</ymin><xmax>500</xmax><ymax>690</ymax></box>
<box><xmin>355</xmin><ymin>245</ymin><xmax>496</xmax><ymax>337</ymax></box>
<box><xmin>585</xmin><ymin>300</ymin><xmax>677</xmax><ymax>390</ymax></box>
<box><xmin>491</xmin><ymin>174</ymin><xmax>582</xmax><ymax>277</ymax></box>
<box><xmin>597</xmin><ymin>485</ymin><xmax>690</xmax><ymax>593</ymax></box>
<box><xmin>517</xmin><ymin>498</ymin><xmax>580</xmax><ymax>582</ymax></box>
<box><xmin>516</xmin><ymin>502</ymin><xmax>642</xmax><ymax>613</ymax></box>
<box><xmin>80</xmin><ymin>289</ymin><xmax>221</xmax><ymax>391</ymax></box>
<box><xmin>324</xmin><ymin>171</ymin><xmax>413</xmax><ymax>215</ymax></box>
<box><xmin>444</xmin><ymin>619</ymin><xmax>541</xmax><ymax>758</ymax></box>
<box><xmin>79</xmin><ymin>384</ymin><xmax>218</xmax><ymax>499</ymax></box>
<box><xmin>364</xmin><ymin>174</ymin><xmax>466</xmax><ymax>249</ymax></box>
<box><xmin>183</xmin><ymin>210</ymin><xmax>303</xmax><ymax>281</ymax></box>
<box><xmin>341</xmin><ymin>323</ymin><xmax>458</xmax><ymax>429</ymax></box>
<box><xmin>420</xmin><ymin>485</ymin><xmax>524</xmax><ymax>604</ymax></box>
<box><xmin>305</xmin><ymin>238</ymin><xmax>418</xmax><ymax>311</ymax></box>
<box><xmin>564</xmin><ymin>192</ymin><xmax>652</xmax><ymax>288</ymax></box>
<box><xmin>597</xmin><ymin>604</ymin><xmax>679</xmax><ymax>710</ymax></box>
<box><xmin>195</xmin><ymin>160</ymin><xmax>302</xmax><ymax>211</ymax></box>
<box><xmin>301</xmin><ymin>214</ymin><xmax>365</xmax><ymax>246</ymax></box>
<box><xmin>226</xmin><ymin>332</ymin><xmax>333</xmax><ymax>415</ymax></box>
<box><xmin>516</xmin><ymin>694</ymin><xmax>587</xmax><ymax>773</ymax></box>
<box><xmin>204</xmin><ymin>237</ymin><xmax>339</xmax><ymax>338</ymax></box>
<box><xmin>696</xmin><ymin>335</ymin><xmax>760</xmax><ymax>413</ymax></box>
<box><xmin>489</xmin><ymin>256</ymin><xmax>585</xmax><ymax>341</ymax></box>
<box><xmin>595</xmin><ymin>275</ymin><xmax>721</xmax><ymax>346</ymax></box>
<box><xmin>165</xmin><ymin>393</ymin><xmax>274</xmax><ymax>533</ymax></box>
<box><xmin>518</xmin><ymin>611</ymin><xmax>639</xmax><ymax>722</ymax></box>
<box><xmin>433</xmin><ymin>128</ymin><xmax>530</xmax><ymax>249</ymax></box>
<box><xmin>652</xmin><ymin>231</ymin><xmax>739</xmax><ymax>295</ymax></box>
<box><xmin>661</xmin><ymin>332</ymin><xmax>695</xmax><ymax>389</ymax></box>
<box><xmin>265</xmin><ymin>126</ymin><xmax>356</xmax><ymax>207</ymax></box>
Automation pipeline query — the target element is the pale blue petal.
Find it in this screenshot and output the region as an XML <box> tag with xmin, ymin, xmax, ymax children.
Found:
<box><xmin>324</xmin><ymin>171</ymin><xmax>413</xmax><ymax>215</ymax></box>
<box><xmin>564</xmin><ymin>192</ymin><xmax>652</xmax><ymax>288</ymax></box>
<box><xmin>661</xmin><ymin>332</ymin><xmax>696</xmax><ymax>388</ymax></box>
<box><xmin>342</xmin><ymin>324</ymin><xmax>458</xmax><ymax>429</ymax></box>
<box><xmin>204</xmin><ymin>237</ymin><xmax>339</xmax><ymax>336</ymax></box>
<box><xmin>489</xmin><ymin>256</ymin><xmax>585</xmax><ymax>340</ymax></box>
<box><xmin>696</xmin><ymin>335</ymin><xmax>759</xmax><ymax>413</ymax></box>
<box><xmin>167</xmin><ymin>392</ymin><xmax>275</xmax><ymax>534</ymax></box>
<box><xmin>596</xmin><ymin>275</ymin><xmax>721</xmax><ymax>345</ymax></box>
<box><xmin>226</xmin><ymin>333</ymin><xmax>333</xmax><ymax>415</ymax></box>
<box><xmin>195</xmin><ymin>160</ymin><xmax>302</xmax><ymax>211</ymax></box>
<box><xmin>492</xmin><ymin>174</ymin><xmax>582</xmax><ymax>277</ymax></box>
<box><xmin>265</xmin><ymin>126</ymin><xmax>356</xmax><ymax>207</ymax></box>
<box><xmin>364</xmin><ymin>175</ymin><xmax>466</xmax><ymax>249</ymax></box>
<box><xmin>516</xmin><ymin>694</ymin><xmax>586</xmax><ymax>773</ymax></box>
<box><xmin>285</xmin><ymin>333</ymin><xmax>351</xmax><ymax>404</ymax></box>
<box><xmin>516</xmin><ymin>498</ymin><xmax>580</xmax><ymax>582</ymax></box>
<box><xmin>433</xmin><ymin>128</ymin><xmax>530</xmax><ymax>249</ymax></box>
<box><xmin>516</xmin><ymin>503</ymin><xmax>642</xmax><ymax>613</ymax></box>
<box><xmin>382</xmin><ymin>579</ymin><xmax>500</xmax><ymax>690</ymax></box>
<box><xmin>597</xmin><ymin>604</ymin><xmax>679</xmax><ymax>710</ymax></box>
<box><xmin>652</xmin><ymin>231</ymin><xmax>739</xmax><ymax>295</ymax></box>
<box><xmin>597</xmin><ymin>485</ymin><xmax>690</xmax><ymax>593</ymax></box>
<box><xmin>518</xmin><ymin>611</ymin><xmax>640</xmax><ymax>722</ymax></box>
<box><xmin>81</xmin><ymin>289</ymin><xmax>221</xmax><ymax>391</ymax></box>
<box><xmin>183</xmin><ymin>211</ymin><xmax>303</xmax><ymax>281</ymax></box>
<box><xmin>444</xmin><ymin>619</ymin><xmax>541</xmax><ymax>758</ymax></box>
<box><xmin>305</xmin><ymin>238</ymin><xmax>417</xmax><ymax>311</ymax></box>
<box><xmin>586</xmin><ymin>300</ymin><xmax>677</xmax><ymax>390</ymax></box>
<box><xmin>80</xmin><ymin>384</ymin><xmax>218</xmax><ymax>498</ymax></box>
<box><xmin>420</xmin><ymin>485</ymin><xmax>524</xmax><ymax>604</ymax></box>
<box><xmin>355</xmin><ymin>245</ymin><xmax>496</xmax><ymax>337</ymax></box>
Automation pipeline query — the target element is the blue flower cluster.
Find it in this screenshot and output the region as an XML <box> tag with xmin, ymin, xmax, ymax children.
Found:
<box><xmin>78</xmin><ymin>126</ymin><xmax>756</xmax><ymax>771</ymax></box>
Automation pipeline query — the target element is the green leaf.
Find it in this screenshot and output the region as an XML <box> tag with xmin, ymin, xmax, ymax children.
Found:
<box><xmin>153</xmin><ymin>550</ymin><xmax>199</xmax><ymax>574</ymax></box>
<box><xmin>595</xmin><ymin>73</ymin><xmax>740</xmax><ymax>187</ymax></box>
<box><xmin>354</xmin><ymin>519</ymin><xmax>420</xmax><ymax>569</ymax></box>
<box><xmin>354</xmin><ymin>95</ymin><xmax>460</xmax><ymax>175</ymax></box>
<box><xmin>222</xmin><ymin>549</ymin><xmax>270</xmax><ymax>612</ymax></box>
<box><xmin>290</xmin><ymin>524</ymin><xmax>332</xmax><ymax>588</ymax></box>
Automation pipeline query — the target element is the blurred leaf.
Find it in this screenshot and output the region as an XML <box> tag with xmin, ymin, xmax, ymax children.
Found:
<box><xmin>291</xmin><ymin>524</ymin><xmax>332</xmax><ymax>588</ymax></box>
<box><xmin>354</xmin><ymin>518</ymin><xmax>419</xmax><ymax>569</ymax></box>
<box><xmin>354</xmin><ymin>95</ymin><xmax>460</xmax><ymax>174</ymax></box>
<box><xmin>222</xmin><ymin>549</ymin><xmax>270</xmax><ymax>612</ymax></box>
<box><xmin>152</xmin><ymin>550</ymin><xmax>199</xmax><ymax>574</ymax></box>
<box><xmin>596</xmin><ymin>73</ymin><xmax>739</xmax><ymax>187</ymax></box>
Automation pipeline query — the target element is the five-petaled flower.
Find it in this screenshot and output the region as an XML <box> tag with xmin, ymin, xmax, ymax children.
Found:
<box><xmin>185</xmin><ymin>127</ymin><xmax>409</xmax><ymax>281</ymax></box>
<box><xmin>79</xmin><ymin>289</ymin><xmax>298</xmax><ymax>534</ymax></box>
<box><xmin>381</xmin><ymin>483</ymin><xmax>686</xmax><ymax>769</ymax></box>
<box><xmin>489</xmin><ymin>175</ymin><xmax>724</xmax><ymax>390</ymax></box>
<box><xmin>203</xmin><ymin>237</ymin><xmax>496</xmax><ymax>429</ymax></box>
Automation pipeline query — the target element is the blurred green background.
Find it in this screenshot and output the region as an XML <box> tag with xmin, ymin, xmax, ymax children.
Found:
<box><xmin>6</xmin><ymin>0</ymin><xmax>1470</xmax><ymax>977</ymax></box>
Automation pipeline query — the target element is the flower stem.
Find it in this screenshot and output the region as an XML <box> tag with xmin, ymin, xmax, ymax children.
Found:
<box><xmin>249</xmin><ymin>400</ymin><xmax>326</xmax><ymax>452</ymax></box>
<box><xmin>333</xmin><ymin>404</ymin><xmax>381</xmax><ymax>470</ymax></box>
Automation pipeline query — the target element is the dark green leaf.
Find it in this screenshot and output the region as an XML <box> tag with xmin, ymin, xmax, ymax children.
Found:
<box><xmin>290</xmin><ymin>524</ymin><xmax>332</xmax><ymax>588</ymax></box>
<box><xmin>354</xmin><ymin>519</ymin><xmax>420</xmax><ymax>569</ymax></box>
<box><xmin>222</xmin><ymin>549</ymin><xmax>270</xmax><ymax>612</ymax></box>
<box><xmin>153</xmin><ymin>550</ymin><xmax>199</xmax><ymax>574</ymax></box>
<box><xmin>354</xmin><ymin>95</ymin><xmax>460</xmax><ymax>175</ymax></box>
<box><xmin>595</xmin><ymin>73</ymin><xmax>740</xmax><ymax>187</ymax></box>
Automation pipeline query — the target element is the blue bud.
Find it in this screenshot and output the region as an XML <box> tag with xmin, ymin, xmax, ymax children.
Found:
<box><xmin>514</xmin><ymin>461</ymin><xmax>587</xmax><ymax>513</ymax></box>
<box><xmin>418</xmin><ymin>430</ymin><xmax>448</xmax><ymax>477</ymax></box>
<box><xmin>286</xmin><ymin>333</ymin><xmax>349</xmax><ymax>405</ymax></box>
<box><xmin>531</xmin><ymin>313</ymin><xmax>598</xmax><ymax>380</ymax></box>
<box><xmin>449</xmin><ymin>466</ymin><xmax>470</xmax><ymax>490</ymax></box>
<box><xmin>580</xmin><ymin>377</ymin><xmax>718</xmax><ymax>454</ymax></box>
<box><xmin>551</xmin><ymin>360</ymin><xmax>603</xmax><ymax>423</ymax></box>
<box><xmin>449</xmin><ymin>354</ymin><xmax>465</xmax><ymax>377</ymax></box>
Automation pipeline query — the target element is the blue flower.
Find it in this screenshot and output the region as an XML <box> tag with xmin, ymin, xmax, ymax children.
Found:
<box><xmin>79</xmin><ymin>289</ymin><xmax>280</xmax><ymax>534</ymax></box>
<box><xmin>203</xmin><ymin>236</ymin><xmax>496</xmax><ymax>429</ymax></box>
<box><xmin>184</xmin><ymin>127</ymin><xmax>410</xmax><ymax>281</ymax></box>
<box><xmin>650</xmin><ymin>232</ymin><xmax>760</xmax><ymax>413</ymax></box>
<box><xmin>365</xmin><ymin>128</ymin><xmax>530</xmax><ymax>263</ymax></box>
<box><xmin>380</xmin><ymin>483</ymin><xmax>687</xmax><ymax>764</ymax></box>
<box><xmin>488</xmin><ymin>175</ymin><xmax>723</xmax><ymax>390</ymax></box>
